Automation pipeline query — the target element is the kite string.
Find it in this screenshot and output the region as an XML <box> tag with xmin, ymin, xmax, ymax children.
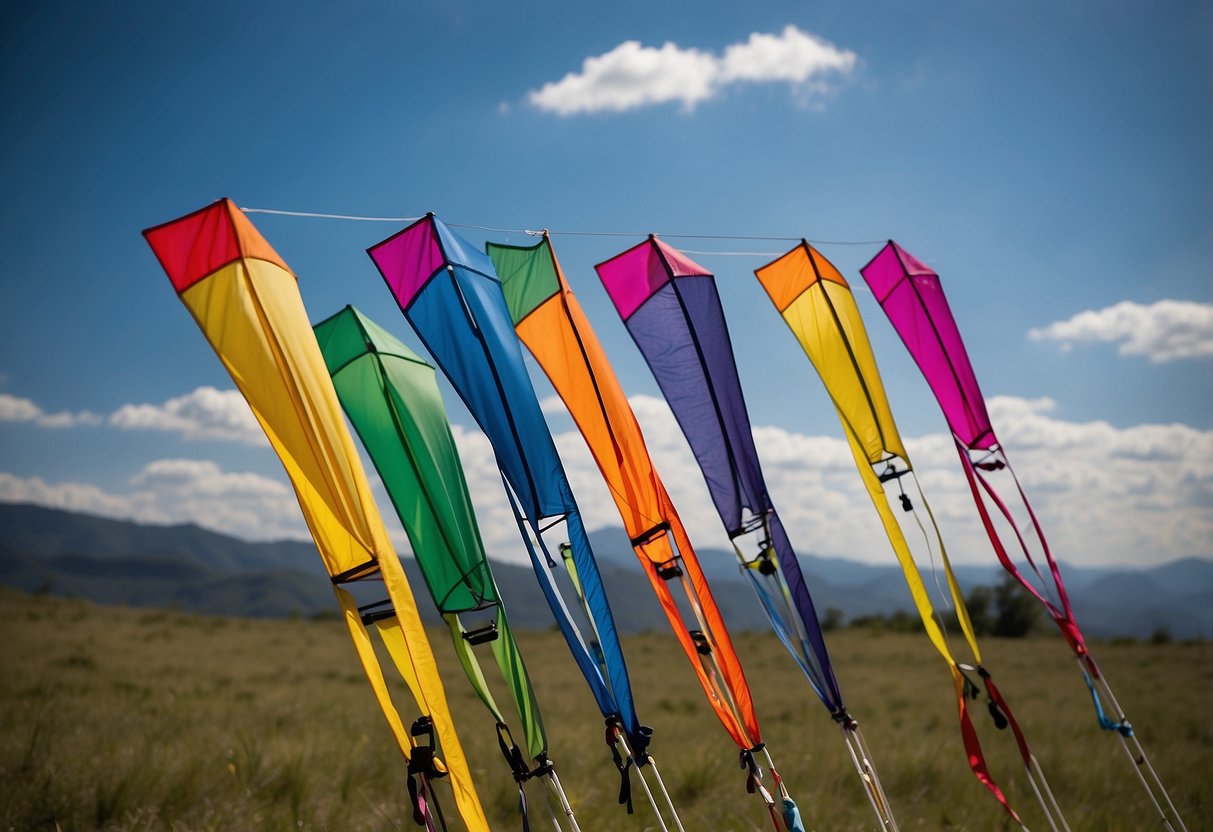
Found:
<box><xmin>238</xmin><ymin>206</ymin><xmax>886</xmax><ymax>248</ymax></box>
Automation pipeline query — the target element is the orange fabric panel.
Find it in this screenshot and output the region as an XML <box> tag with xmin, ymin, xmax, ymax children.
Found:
<box><xmin>755</xmin><ymin>242</ymin><xmax>848</xmax><ymax>314</ymax></box>
<box><xmin>514</xmin><ymin>291</ymin><xmax>667</xmax><ymax>549</ymax></box>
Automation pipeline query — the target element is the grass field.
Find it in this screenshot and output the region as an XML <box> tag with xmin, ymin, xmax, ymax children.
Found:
<box><xmin>1</xmin><ymin>586</ymin><xmax>1208</xmax><ymax>831</ymax></box>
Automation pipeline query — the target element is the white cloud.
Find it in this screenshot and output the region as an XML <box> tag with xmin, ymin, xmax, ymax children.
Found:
<box><xmin>1027</xmin><ymin>300</ymin><xmax>1213</xmax><ymax>363</ymax></box>
<box><xmin>4</xmin><ymin>390</ymin><xmax>1207</xmax><ymax>571</ymax></box>
<box><xmin>0</xmin><ymin>393</ymin><xmax>102</xmax><ymax>428</ymax></box>
<box><xmin>528</xmin><ymin>25</ymin><xmax>857</xmax><ymax>116</ymax></box>
<box><xmin>0</xmin><ymin>459</ymin><xmax>307</xmax><ymax>542</ymax></box>
<box><xmin>109</xmin><ymin>386</ymin><xmax>267</xmax><ymax>445</ymax></box>
<box><xmin>520</xmin><ymin>393</ymin><xmax>1213</xmax><ymax>570</ymax></box>
<box><xmin>719</xmin><ymin>26</ymin><xmax>857</xmax><ymax>84</ymax></box>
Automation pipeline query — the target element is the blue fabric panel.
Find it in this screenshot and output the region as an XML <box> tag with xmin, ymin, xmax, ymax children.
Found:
<box><xmin>565</xmin><ymin>507</ymin><xmax>640</xmax><ymax>736</ymax></box>
<box><xmin>403</xmin><ymin>219</ymin><xmax>642</xmax><ymax>742</ymax></box>
<box><xmin>768</xmin><ymin>513</ymin><xmax>843</xmax><ymax>712</ymax></box>
<box><xmin>435</xmin><ymin>217</ymin><xmax>501</xmax><ymax>280</ymax></box>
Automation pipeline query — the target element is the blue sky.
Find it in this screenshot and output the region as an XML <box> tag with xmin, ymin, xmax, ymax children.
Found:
<box><xmin>1</xmin><ymin>1</ymin><xmax>1209</xmax><ymax>569</ymax></box>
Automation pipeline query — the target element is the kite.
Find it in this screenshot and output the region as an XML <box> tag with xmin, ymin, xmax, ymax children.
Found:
<box><xmin>756</xmin><ymin>240</ymin><xmax>1070</xmax><ymax>831</ymax></box>
<box><xmin>367</xmin><ymin>214</ymin><xmax>682</xmax><ymax>831</ymax></box>
<box><xmin>314</xmin><ymin>305</ymin><xmax>576</xmax><ymax>830</ymax></box>
<box><xmin>595</xmin><ymin>235</ymin><xmax>897</xmax><ymax>829</ymax></box>
<box><xmin>861</xmin><ymin>240</ymin><xmax>1188</xmax><ymax>832</ymax></box>
<box><xmin>489</xmin><ymin>233</ymin><xmax>800</xmax><ymax>832</ymax></box>
<box><xmin>142</xmin><ymin>199</ymin><xmax>487</xmax><ymax>832</ymax></box>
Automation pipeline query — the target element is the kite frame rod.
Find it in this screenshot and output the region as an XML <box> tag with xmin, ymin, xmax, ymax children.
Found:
<box><xmin>839</xmin><ymin>721</ymin><xmax>900</xmax><ymax>831</ymax></box>
<box><xmin>611</xmin><ymin>732</ymin><xmax>684</xmax><ymax>832</ymax></box>
<box><xmin>969</xmin><ymin>455</ymin><xmax>1185</xmax><ymax>829</ymax></box>
<box><xmin>1080</xmin><ymin>659</ymin><xmax>1188</xmax><ymax>832</ymax></box>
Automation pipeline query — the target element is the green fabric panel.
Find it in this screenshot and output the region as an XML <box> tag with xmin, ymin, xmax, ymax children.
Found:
<box><xmin>559</xmin><ymin>544</ymin><xmax>586</xmax><ymax>605</ymax></box>
<box><xmin>317</xmin><ymin>307</ymin><xmax>495</xmax><ymax>612</ymax></box>
<box><xmin>445</xmin><ymin>613</ymin><xmax>507</xmax><ymax>725</ymax></box>
<box><xmin>318</xmin><ymin>306</ymin><xmax>547</xmax><ymax>761</ymax></box>
<box><xmin>491</xmin><ymin>606</ymin><xmax>548</xmax><ymax>760</ymax></box>
<box><xmin>485</xmin><ymin>240</ymin><xmax>561</xmax><ymax>325</ymax></box>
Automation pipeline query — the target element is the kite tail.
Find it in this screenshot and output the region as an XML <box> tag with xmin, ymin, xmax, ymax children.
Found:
<box><xmin>952</xmin><ymin>669</ymin><xmax>1026</xmax><ymax>829</ymax></box>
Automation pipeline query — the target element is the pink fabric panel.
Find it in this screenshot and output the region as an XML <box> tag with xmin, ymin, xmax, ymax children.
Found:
<box><xmin>596</xmin><ymin>240</ymin><xmax>671</xmax><ymax>319</ymax></box>
<box><xmin>862</xmin><ymin>242</ymin><xmax>994</xmax><ymax>450</ymax></box>
<box><xmin>653</xmin><ymin>237</ymin><xmax>710</xmax><ymax>278</ymax></box>
<box><xmin>368</xmin><ymin>218</ymin><xmax>445</xmax><ymax>308</ymax></box>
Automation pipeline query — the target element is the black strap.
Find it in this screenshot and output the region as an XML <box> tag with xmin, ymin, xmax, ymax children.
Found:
<box><xmin>605</xmin><ymin>719</ymin><xmax>634</xmax><ymax>814</ymax></box>
<box><xmin>739</xmin><ymin>744</ymin><xmax>766</xmax><ymax>794</ymax></box>
<box><xmin>831</xmin><ymin>708</ymin><xmax>858</xmax><ymax>731</ymax></box>
<box><xmin>630</xmin><ymin>724</ymin><xmax>654</xmax><ymax>767</ymax></box>
<box><xmin>976</xmin><ymin>666</ymin><xmax>1009</xmax><ymax>730</ymax></box>
<box><xmin>406</xmin><ymin>716</ymin><xmax>448</xmax><ymax>829</ymax></box>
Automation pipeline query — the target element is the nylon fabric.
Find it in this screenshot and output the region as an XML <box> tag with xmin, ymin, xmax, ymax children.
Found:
<box><xmin>861</xmin><ymin>240</ymin><xmax>1090</xmax><ymax>666</ymax></box>
<box><xmin>757</xmin><ymin>244</ymin><xmax>908</xmax><ymax>465</ymax></box>
<box><xmin>316</xmin><ymin>306</ymin><xmax>495</xmax><ymax>611</ymax></box>
<box><xmin>144</xmin><ymin>200</ymin><xmax>487</xmax><ymax>832</ymax></box>
<box><xmin>336</xmin><ymin>587</ymin><xmax>412</xmax><ymax>757</ymax></box>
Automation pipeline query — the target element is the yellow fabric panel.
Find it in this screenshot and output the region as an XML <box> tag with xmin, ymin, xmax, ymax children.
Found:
<box><xmin>779</xmin><ymin>281</ymin><xmax>908</xmax><ymax>465</ymax></box>
<box><xmin>181</xmin><ymin>258</ymin><xmax>487</xmax><ymax>831</ymax></box>
<box><xmin>915</xmin><ymin>492</ymin><xmax>983</xmax><ymax>663</ymax></box>
<box><xmin>336</xmin><ymin>587</ymin><xmax>411</xmax><ymax>758</ymax></box>
<box><xmin>378</xmin><ymin>540</ymin><xmax>486</xmax><ymax>829</ymax></box>
<box><xmin>841</xmin><ymin>421</ymin><xmax>956</xmax><ymax>668</ymax></box>
<box><xmin>180</xmin><ymin>259</ymin><xmax>384</xmax><ymax>576</ymax></box>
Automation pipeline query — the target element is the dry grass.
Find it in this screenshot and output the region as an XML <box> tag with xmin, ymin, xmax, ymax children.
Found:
<box><xmin>1</xmin><ymin>586</ymin><xmax>1208</xmax><ymax>831</ymax></box>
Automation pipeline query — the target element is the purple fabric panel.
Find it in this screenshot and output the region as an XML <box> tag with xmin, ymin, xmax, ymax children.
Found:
<box><xmin>861</xmin><ymin>242</ymin><xmax>996</xmax><ymax>450</ymax></box>
<box><xmin>368</xmin><ymin>217</ymin><xmax>445</xmax><ymax>309</ymax></box>
<box><xmin>768</xmin><ymin>512</ymin><xmax>842</xmax><ymax>711</ymax></box>
<box><xmin>670</xmin><ymin>275</ymin><xmax>769</xmax><ymax>524</ymax></box>
<box><xmin>596</xmin><ymin>240</ymin><xmax>672</xmax><ymax>320</ymax></box>
<box><xmin>626</xmin><ymin>278</ymin><xmax>767</xmax><ymax>532</ymax></box>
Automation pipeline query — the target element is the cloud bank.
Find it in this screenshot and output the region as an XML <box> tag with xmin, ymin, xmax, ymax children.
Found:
<box><xmin>518</xmin><ymin>394</ymin><xmax>1212</xmax><ymax>570</ymax></box>
<box><xmin>109</xmin><ymin>386</ymin><xmax>267</xmax><ymax>445</ymax></box>
<box><xmin>0</xmin><ymin>459</ymin><xmax>305</xmax><ymax>542</ymax></box>
<box><xmin>1028</xmin><ymin>300</ymin><xmax>1213</xmax><ymax>363</ymax></box>
<box><xmin>2</xmin><ymin>391</ymin><xmax>1208</xmax><ymax>569</ymax></box>
<box><xmin>528</xmin><ymin>25</ymin><xmax>857</xmax><ymax>116</ymax></box>
<box><xmin>0</xmin><ymin>393</ymin><xmax>102</xmax><ymax>428</ymax></box>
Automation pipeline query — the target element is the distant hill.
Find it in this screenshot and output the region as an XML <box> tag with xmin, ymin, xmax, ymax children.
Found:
<box><xmin>1</xmin><ymin>502</ymin><xmax>1209</xmax><ymax>638</ymax></box>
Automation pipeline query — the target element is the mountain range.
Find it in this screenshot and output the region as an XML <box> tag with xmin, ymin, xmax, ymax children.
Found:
<box><xmin>1</xmin><ymin>502</ymin><xmax>1209</xmax><ymax>639</ymax></box>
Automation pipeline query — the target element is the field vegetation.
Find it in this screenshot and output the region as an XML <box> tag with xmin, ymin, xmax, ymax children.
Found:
<box><xmin>1</xmin><ymin>587</ymin><xmax>1208</xmax><ymax>831</ymax></box>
